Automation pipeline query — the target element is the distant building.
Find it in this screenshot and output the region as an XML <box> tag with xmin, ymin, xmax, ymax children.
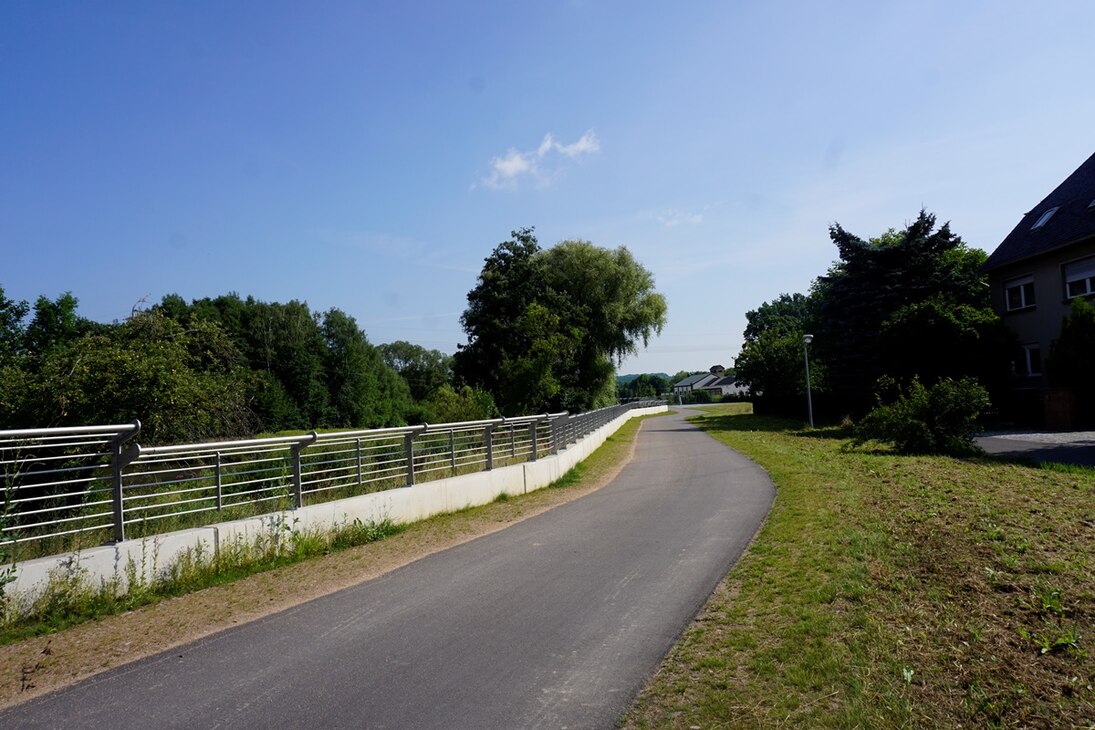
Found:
<box><xmin>672</xmin><ymin>366</ymin><xmax>745</xmax><ymax>398</ymax></box>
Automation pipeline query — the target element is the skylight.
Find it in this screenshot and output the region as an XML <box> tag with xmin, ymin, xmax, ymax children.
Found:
<box><xmin>1031</xmin><ymin>207</ymin><xmax>1059</xmax><ymax>229</ymax></box>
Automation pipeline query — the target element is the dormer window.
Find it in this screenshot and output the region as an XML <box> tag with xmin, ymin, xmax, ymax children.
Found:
<box><xmin>1031</xmin><ymin>207</ymin><xmax>1059</xmax><ymax>229</ymax></box>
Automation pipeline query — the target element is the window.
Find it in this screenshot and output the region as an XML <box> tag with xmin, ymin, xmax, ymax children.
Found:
<box><xmin>1031</xmin><ymin>207</ymin><xmax>1059</xmax><ymax>229</ymax></box>
<box><xmin>1063</xmin><ymin>255</ymin><xmax>1095</xmax><ymax>299</ymax></box>
<box><xmin>1020</xmin><ymin>344</ymin><xmax>1042</xmax><ymax>376</ymax></box>
<box><xmin>1004</xmin><ymin>275</ymin><xmax>1035</xmax><ymax>311</ymax></box>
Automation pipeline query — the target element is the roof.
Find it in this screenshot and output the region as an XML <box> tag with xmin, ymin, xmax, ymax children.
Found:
<box><xmin>984</xmin><ymin>151</ymin><xmax>1095</xmax><ymax>271</ymax></box>
<box><xmin>674</xmin><ymin>373</ymin><xmax>713</xmax><ymax>388</ymax></box>
<box><xmin>709</xmin><ymin>376</ymin><xmax>737</xmax><ymax>387</ymax></box>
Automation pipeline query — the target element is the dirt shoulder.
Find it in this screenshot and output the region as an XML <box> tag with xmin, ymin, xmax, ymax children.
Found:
<box><xmin>0</xmin><ymin>420</ymin><xmax>646</xmax><ymax>709</ymax></box>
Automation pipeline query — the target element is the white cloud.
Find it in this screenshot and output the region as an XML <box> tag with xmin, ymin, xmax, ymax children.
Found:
<box><xmin>479</xmin><ymin>130</ymin><xmax>600</xmax><ymax>189</ymax></box>
<box><xmin>553</xmin><ymin>130</ymin><xmax>600</xmax><ymax>157</ymax></box>
<box><xmin>656</xmin><ymin>209</ymin><xmax>704</xmax><ymax>228</ymax></box>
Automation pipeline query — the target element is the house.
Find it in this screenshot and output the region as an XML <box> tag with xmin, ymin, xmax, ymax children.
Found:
<box><xmin>983</xmin><ymin>151</ymin><xmax>1095</xmax><ymax>426</ymax></box>
<box><xmin>672</xmin><ymin>366</ymin><xmax>745</xmax><ymax>398</ymax></box>
<box><xmin>983</xmin><ymin>151</ymin><xmax>1095</xmax><ymax>382</ymax></box>
<box><xmin>701</xmin><ymin>376</ymin><xmax>748</xmax><ymax>398</ymax></box>
<box><xmin>672</xmin><ymin>372</ymin><xmax>719</xmax><ymax>395</ymax></box>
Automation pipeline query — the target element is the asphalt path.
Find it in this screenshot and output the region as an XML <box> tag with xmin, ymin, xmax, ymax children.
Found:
<box><xmin>0</xmin><ymin>410</ymin><xmax>774</xmax><ymax>729</ymax></box>
<box><xmin>976</xmin><ymin>432</ymin><xmax>1095</xmax><ymax>467</ymax></box>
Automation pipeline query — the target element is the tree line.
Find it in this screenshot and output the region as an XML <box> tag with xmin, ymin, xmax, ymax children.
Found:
<box><xmin>733</xmin><ymin>209</ymin><xmax>1095</xmax><ymax>444</ymax></box>
<box><xmin>0</xmin><ymin>228</ymin><xmax>668</xmax><ymax>444</ymax></box>
<box><xmin>734</xmin><ymin>210</ymin><xmax>1014</xmax><ymax>421</ymax></box>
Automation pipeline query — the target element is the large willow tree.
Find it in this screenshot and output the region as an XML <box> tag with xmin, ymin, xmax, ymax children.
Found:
<box><xmin>454</xmin><ymin>228</ymin><xmax>667</xmax><ymax>415</ymax></box>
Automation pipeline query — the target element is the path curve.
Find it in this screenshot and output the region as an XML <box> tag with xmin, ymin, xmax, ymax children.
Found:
<box><xmin>0</xmin><ymin>410</ymin><xmax>774</xmax><ymax>729</ymax></box>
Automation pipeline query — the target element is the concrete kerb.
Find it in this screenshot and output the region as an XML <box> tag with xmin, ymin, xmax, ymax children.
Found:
<box><xmin>6</xmin><ymin>405</ymin><xmax>667</xmax><ymax>606</ymax></box>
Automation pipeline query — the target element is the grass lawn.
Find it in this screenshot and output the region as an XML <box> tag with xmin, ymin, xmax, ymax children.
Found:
<box><xmin>624</xmin><ymin>404</ymin><xmax>1094</xmax><ymax>728</ymax></box>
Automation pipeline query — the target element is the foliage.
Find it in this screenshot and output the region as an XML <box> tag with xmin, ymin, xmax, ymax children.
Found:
<box><xmin>454</xmin><ymin>228</ymin><xmax>666</xmax><ymax>414</ymax></box>
<box><xmin>156</xmin><ymin>293</ymin><xmax>412</xmax><ymax>432</ymax></box>
<box><xmin>377</xmin><ymin>340</ymin><xmax>453</xmax><ymax>402</ymax></box>
<box><xmin>618</xmin><ymin>373</ymin><xmax>671</xmax><ymax>399</ymax></box>
<box><xmin>813</xmin><ymin>212</ymin><xmax>1006</xmax><ymax>413</ymax></box>
<box><xmin>423</xmin><ymin>384</ymin><xmax>499</xmax><ymax>423</ymax></box>
<box><xmin>851</xmin><ymin>376</ymin><xmax>990</xmax><ymax>455</ymax></box>
<box><xmin>1046</xmin><ymin>296</ymin><xmax>1095</xmax><ymax>425</ymax></box>
<box><xmin>321</xmin><ymin>310</ymin><xmax>412</xmax><ymax>428</ymax></box>
<box><xmin>1</xmin><ymin>288</ymin><xmax>417</xmax><ymax>438</ymax></box>
<box><xmin>734</xmin><ymin>293</ymin><xmax>822</xmax><ymax>405</ymax></box>
<box><xmin>0</xmin><ymin>287</ymin><xmax>29</xmax><ymax>368</ymax></box>
<box><xmin>6</xmin><ymin>311</ymin><xmax>258</xmax><ymax>443</ymax></box>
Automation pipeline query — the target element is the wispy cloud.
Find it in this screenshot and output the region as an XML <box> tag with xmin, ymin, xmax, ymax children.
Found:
<box><xmin>477</xmin><ymin>130</ymin><xmax>600</xmax><ymax>189</ymax></box>
<box><xmin>656</xmin><ymin>209</ymin><xmax>704</xmax><ymax>228</ymax></box>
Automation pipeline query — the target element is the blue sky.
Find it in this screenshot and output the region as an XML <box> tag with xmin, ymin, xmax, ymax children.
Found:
<box><xmin>3</xmin><ymin>1</ymin><xmax>1094</xmax><ymax>376</ymax></box>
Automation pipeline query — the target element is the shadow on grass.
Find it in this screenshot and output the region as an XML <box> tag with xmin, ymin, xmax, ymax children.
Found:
<box><xmin>688</xmin><ymin>412</ymin><xmax>853</xmax><ymax>440</ymax></box>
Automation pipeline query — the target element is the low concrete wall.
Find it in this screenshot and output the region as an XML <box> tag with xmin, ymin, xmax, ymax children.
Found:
<box><xmin>8</xmin><ymin>405</ymin><xmax>666</xmax><ymax>605</ymax></box>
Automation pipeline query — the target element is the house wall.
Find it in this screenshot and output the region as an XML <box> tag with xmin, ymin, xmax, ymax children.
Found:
<box><xmin>988</xmin><ymin>236</ymin><xmax>1095</xmax><ymax>382</ymax></box>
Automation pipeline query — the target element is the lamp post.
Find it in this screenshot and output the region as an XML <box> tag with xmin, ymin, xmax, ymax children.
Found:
<box><xmin>803</xmin><ymin>334</ymin><xmax>814</xmax><ymax>428</ymax></box>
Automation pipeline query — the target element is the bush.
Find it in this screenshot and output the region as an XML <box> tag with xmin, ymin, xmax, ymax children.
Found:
<box><xmin>851</xmin><ymin>376</ymin><xmax>989</xmax><ymax>455</ymax></box>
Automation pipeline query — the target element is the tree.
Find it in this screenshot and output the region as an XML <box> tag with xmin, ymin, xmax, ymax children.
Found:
<box><xmin>321</xmin><ymin>309</ymin><xmax>412</xmax><ymax>428</ymax></box>
<box><xmin>813</xmin><ymin>211</ymin><xmax>1005</xmax><ymax>413</ymax></box>
<box><xmin>454</xmin><ymin>229</ymin><xmax>667</xmax><ymax>415</ymax></box>
<box><xmin>618</xmin><ymin>373</ymin><xmax>671</xmax><ymax>399</ymax></box>
<box><xmin>538</xmin><ymin>241</ymin><xmax>667</xmax><ymax>411</ymax></box>
<box><xmin>1046</xmin><ymin>296</ymin><xmax>1095</xmax><ymax>426</ymax></box>
<box><xmin>0</xmin><ymin>287</ymin><xmax>29</xmax><ymax>367</ymax></box>
<box><xmin>377</xmin><ymin>341</ymin><xmax>453</xmax><ymax>402</ymax></box>
<box><xmin>423</xmin><ymin>384</ymin><xmax>498</xmax><ymax>423</ymax></box>
<box><xmin>5</xmin><ymin>312</ymin><xmax>257</xmax><ymax>442</ymax></box>
<box><xmin>734</xmin><ymin>293</ymin><xmax>822</xmax><ymax>411</ymax></box>
<box><xmin>22</xmin><ymin>292</ymin><xmax>101</xmax><ymax>359</ymax></box>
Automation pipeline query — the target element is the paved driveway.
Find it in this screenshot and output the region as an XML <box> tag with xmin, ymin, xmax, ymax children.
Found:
<box><xmin>0</xmin><ymin>410</ymin><xmax>774</xmax><ymax>730</ymax></box>
<box><xmin>976</xmin><ymin>431</ymin><xmax>1095</xmax><ymax>467</ymax></box>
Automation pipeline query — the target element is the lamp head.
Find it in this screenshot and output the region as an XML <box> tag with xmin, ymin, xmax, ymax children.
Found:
<box><xmin>803</xmin><ymin>334</ymin><xmax>814</xmax><ymax>345</ymax></box>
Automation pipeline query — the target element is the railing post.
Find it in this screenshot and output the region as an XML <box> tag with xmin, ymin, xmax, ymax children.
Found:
<box><xmin>485</xmin><ymin>424</ymin><xmax>495</xmax><ymax>471</ymax></box>
<box><xmin>215</xmin><ymin>452</ymin><xmax>223</xmax><ymax>511</ymax></box>
<box><xmin>530</xmin><ymin>422</ymin><xmax>538</xmax><ymax>461</ymax></box>
<box><xmin>404</xmin><ymin>432</ymin><xmax>416</xmax><ymax>486</ymax></box>
<box><xmin>356</xmin><ymin>438</ymin><xmax>363</xmax><ymax>487</ymax></box>
<box><xmin>110</xmin><ymin>439</ymin><xmax>125</xmax><ymax>543</ymax></box>
<box><xmin>290</xmin><ymin>443</ymin><xmax>305</xmax><ymax>509</ymax></box>
<box><xmin>510</xmin><ymin>426</ymin><xmax>516</xmax><ymax>458</ymax></box>
<box><xmin>449</xmin><ymin>430</ymin><xmax>456</xmax><ymax>474</ymax></box>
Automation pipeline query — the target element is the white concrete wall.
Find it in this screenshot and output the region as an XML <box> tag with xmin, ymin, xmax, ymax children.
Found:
<box><xmin>8</xmin><ymin>405</ymin><xmax>666</xmax><ymax>606</ymax></box>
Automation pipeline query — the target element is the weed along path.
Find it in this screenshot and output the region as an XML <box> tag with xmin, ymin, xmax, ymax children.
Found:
<box><xmin>0</xmin><ymin>410</ymin><xmax>774</xmax><ymax>729</ymax></box>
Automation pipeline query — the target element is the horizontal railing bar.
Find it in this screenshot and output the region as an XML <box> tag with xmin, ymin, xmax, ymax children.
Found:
<box><xmin>0</xmin><ymin>423</ymin><xmax>139</xmax><ymax>439</ymax></box>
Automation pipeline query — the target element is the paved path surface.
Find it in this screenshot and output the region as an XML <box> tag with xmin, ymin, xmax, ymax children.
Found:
<box><xmin>0</xmin><ymin>411</ymin><xmax>773</xmax><ymax>729</ymax></box>
<box><xmin>976</xmin><ymin>431</ymin><xmax>1095</xmax><ymax>467</ymax></box>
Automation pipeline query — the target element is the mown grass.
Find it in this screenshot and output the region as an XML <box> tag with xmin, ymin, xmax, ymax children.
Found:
<box><xmin>624</xmin><ymin>406</ymin><xmax>1094</xmax><ymax>728</ymax></box>
<box><xmin>0</xmin><ymin>412</ymin><xmax>662</xmax><ymax>646</ymax></box>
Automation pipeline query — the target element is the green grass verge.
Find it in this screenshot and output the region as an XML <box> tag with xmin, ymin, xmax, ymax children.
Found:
<box><xmin>623</xmin><ymin>409</ymin><xmax>1094</xmax><ymax>728</ymax></box>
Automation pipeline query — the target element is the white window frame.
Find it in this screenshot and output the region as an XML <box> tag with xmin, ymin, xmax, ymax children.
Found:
<box><xmin>1063</xmin><ymin>255</ymin><xmax>1095</xmax><ymax>300</ymax></box>
<box><xmin>1003</xmin><ymin>275</ymin><xmax>1036</xmax><ymax>311</ymax></box>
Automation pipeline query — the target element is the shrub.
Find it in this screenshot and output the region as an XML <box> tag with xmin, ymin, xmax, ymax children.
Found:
<box><xmin>851</xmin><ymin>376</ymin><xmax>989</xmax><ymax>455</ymax></box>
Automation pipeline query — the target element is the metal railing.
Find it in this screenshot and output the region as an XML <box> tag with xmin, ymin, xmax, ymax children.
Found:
<box><xmin>0</xmin><ymin>401</ymin><xmax>663</xmax><ymax>558</ymax></box>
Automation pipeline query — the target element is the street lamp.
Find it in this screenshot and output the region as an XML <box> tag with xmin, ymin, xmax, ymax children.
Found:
<box><xmin>803</xmin><ymin>334</ymin><xmax>814</xmax><ymax>428</ymax></box>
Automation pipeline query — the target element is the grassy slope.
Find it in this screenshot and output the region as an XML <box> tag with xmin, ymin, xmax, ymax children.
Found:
<box><xmin>624</xmin><ymin>406</ymin><xmax>1094</xmax><ymax>728</ymax></box>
